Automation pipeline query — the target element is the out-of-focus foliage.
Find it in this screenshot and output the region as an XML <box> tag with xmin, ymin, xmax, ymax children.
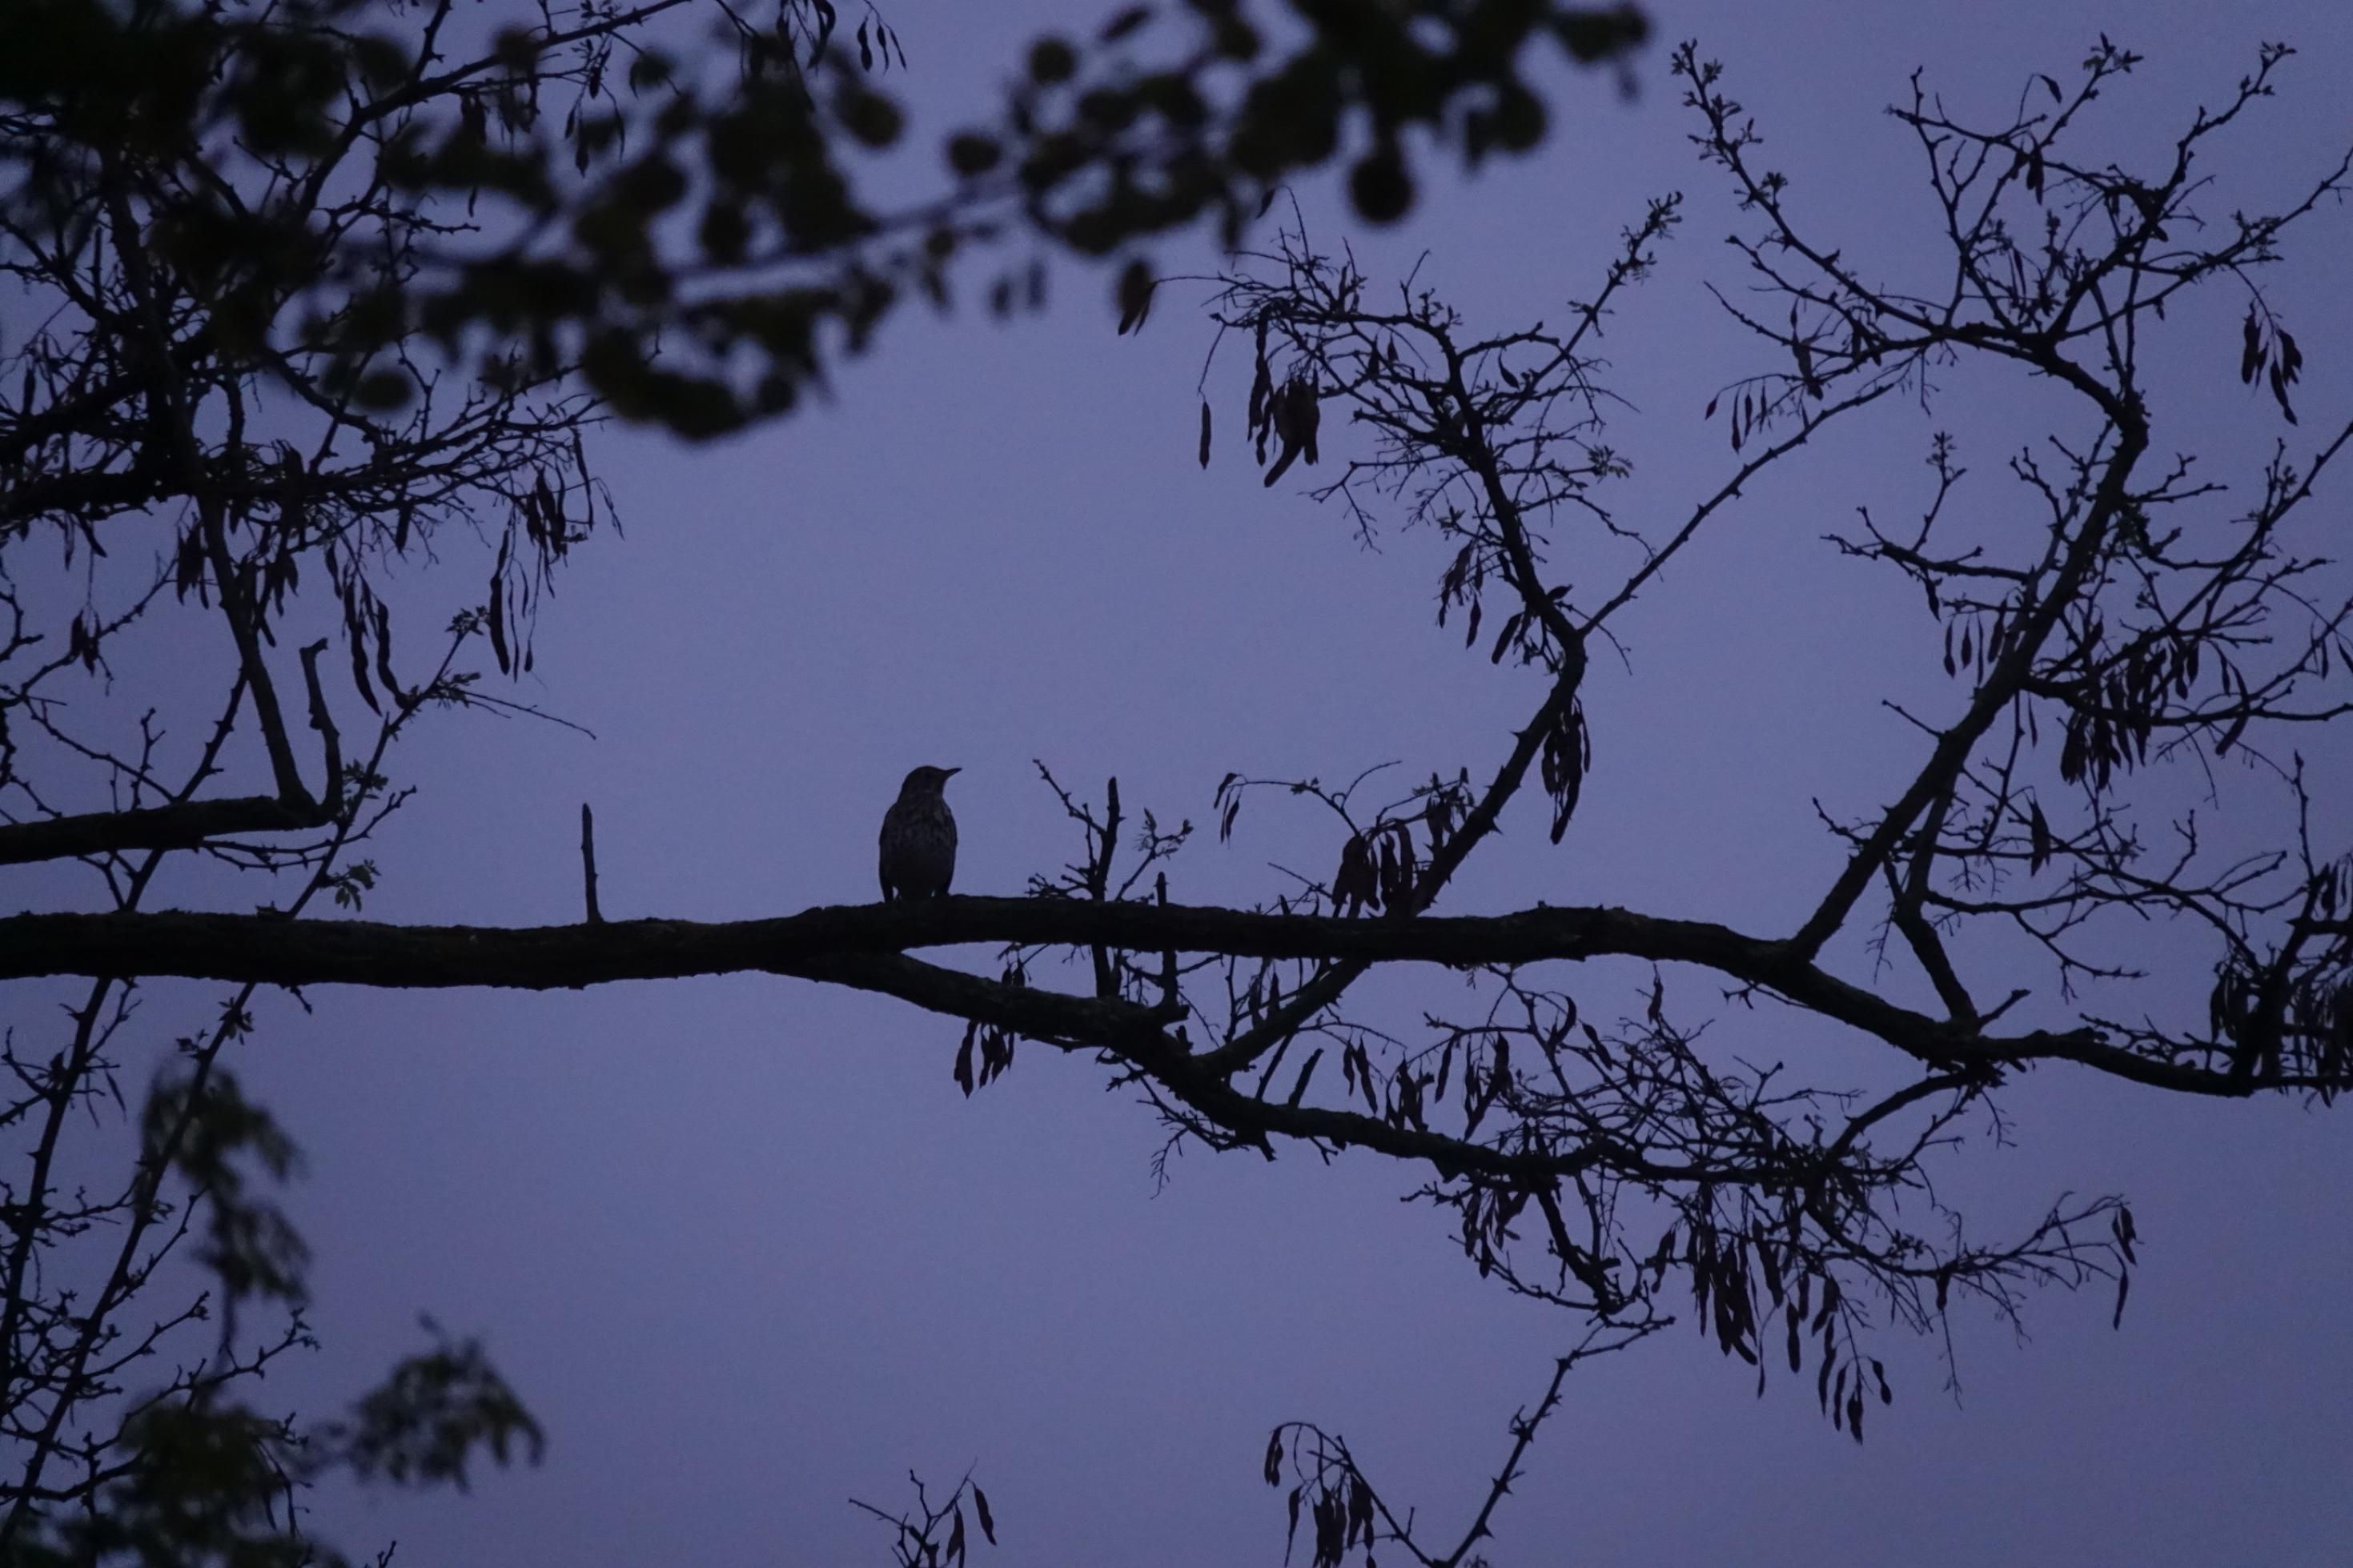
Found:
<box><xmin>1</xmin><ymin>0</ymin><xmax>1648</xmax><ymax>437</ymax></box>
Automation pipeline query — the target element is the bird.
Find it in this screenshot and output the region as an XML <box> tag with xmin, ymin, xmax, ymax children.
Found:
<box><xmin>878</xmin><ymin>764</ymin><xmax>960</xmax><ymax>902</ymax></box>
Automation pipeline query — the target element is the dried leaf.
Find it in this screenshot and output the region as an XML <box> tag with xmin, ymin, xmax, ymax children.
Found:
<box><xmin>346</xmin><ymin>610</ymin><xmax>381</xmax><ymax>715</ymax></box>
<box><xmin>1114</xmin><ymin>259</ymin><xmax>1156</xmax><ymax>335</ymax></box>
<box><xmin>1286</xmin><ymin>1049</ymin><xmax>1323</xmax><ymax>1109</ymax></box>
<box><xmin>486</xmin><ymin>572</ymin><xmax>510</xmax><ymax>675</ymax></box>
<box><xmin>373</xmin><ymin>597</ymin><xmax>400</xmax><ymax>705</ymax></box>
<box><xmin>2268</xmin><ymin>357</ymin><xmax>2300</xmax><ymax>424</ymax></box>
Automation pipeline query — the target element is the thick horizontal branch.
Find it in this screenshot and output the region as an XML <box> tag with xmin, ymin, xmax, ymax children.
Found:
<box><xmin>0</xmin><ymin>896</ymin><xmax>1791</xmax><ymax>985</ymax></box>
<box><xmin>0</xmin><ymin>796</ymin><xmax>333</xmax><ymax>867</ymax></box>
<box><xmin>0</xmin><ymin>896</ymin><xmax>2240</xmax><ymax>1096</ymax></box>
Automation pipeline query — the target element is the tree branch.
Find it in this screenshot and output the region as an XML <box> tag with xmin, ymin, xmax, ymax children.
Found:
<box><xmin>0</xmin><ymin>896</ymin><xmax>2258</xmax><ymax>1095</ymax></box>
<box><xmin>0</xmin><ymin>797</ymin><xmax>333</xmax><ymax>867</ymax></box>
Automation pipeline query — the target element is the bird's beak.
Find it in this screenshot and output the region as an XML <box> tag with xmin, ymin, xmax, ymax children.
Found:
<box><xmin>943</xmin><ymin>767</ymin><xmax>962</xmax><ymax>778</ymax></box>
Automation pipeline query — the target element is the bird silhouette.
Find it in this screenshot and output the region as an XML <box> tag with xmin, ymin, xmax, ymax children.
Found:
<box><xmin>878</xmin><ymin>765</ymin><xmax>959</xmax><ymax>901</ymax></box>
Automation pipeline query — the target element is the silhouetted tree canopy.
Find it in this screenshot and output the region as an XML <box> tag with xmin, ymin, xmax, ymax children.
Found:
<box><xmin>7</xmin><ymin>5</ymin><xmax>2353</xmax><ymax>1563</ymax></box>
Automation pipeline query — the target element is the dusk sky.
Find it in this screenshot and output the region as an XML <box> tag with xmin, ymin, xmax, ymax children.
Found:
<box><xmin>10</xmin><ymin>1</ymin><xmax>2353</xmax><ymax>1563</ymax></box>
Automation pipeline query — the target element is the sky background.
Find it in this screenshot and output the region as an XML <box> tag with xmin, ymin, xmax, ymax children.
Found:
<box><xmin>11</xmin><ymin>1</ymin><xmax>2353</xmax><ymax>1563</ymax></box>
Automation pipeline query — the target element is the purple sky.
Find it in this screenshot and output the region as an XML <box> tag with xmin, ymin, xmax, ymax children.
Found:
<box><xmin>14</xmin><ymin>2</ymin><xmax>2353</xmax><ymax>1562</ymax></box>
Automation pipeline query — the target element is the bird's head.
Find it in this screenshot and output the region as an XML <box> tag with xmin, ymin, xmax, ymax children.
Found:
<box><xmin>898</xmin><ymin>764</ymin><xmax>961</xmax><ymax>797</ymax></box>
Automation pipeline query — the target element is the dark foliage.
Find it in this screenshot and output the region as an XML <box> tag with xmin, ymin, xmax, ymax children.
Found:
<box><xmin>9</xmin><ymin>5</ymin><xmax>2353</xmax><ymax>1562</ymax></box>
<box><xmin>0</xmin><ymin>0</ymin><xmax>1650</xmax><ymax>1559</ymax></box>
